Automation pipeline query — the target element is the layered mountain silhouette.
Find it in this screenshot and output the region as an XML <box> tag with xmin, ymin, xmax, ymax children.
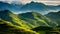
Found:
<box><xmin>0</xmin><ymin>1</ymin><xmax>60</xmax><ymax>14</ymax></box>
<box><xmin>0</xmin><ymin>1</ymin><xmax>60</xmax><ymax>34</ymax></box>
<box><xmin>0</xmin><ymin>10</ymin><xmax>57</xmax><ymax>29</ymax></box>
<box><xmin>0</xmin><ymin>10</ymin><xmax>60</xmax><ymax>34</ymax></box>
<box><xmin>0</xmin><ymin>10</ymin><xmax>33</xmax><ymax>29</ymax></box>
<box><xmin>20</xmin><ymin>1</ymin><xmax>48</xmax><ymax>12</ymax></box>
<box><xmin>45</xmin><ymin>11</ymin><xmax>60</xmax><ymax>25</ymax></box>
<box><xmin>0</xmin><ymin>1</ymin><xmax>23</xmax><ymax>13</ymax></box>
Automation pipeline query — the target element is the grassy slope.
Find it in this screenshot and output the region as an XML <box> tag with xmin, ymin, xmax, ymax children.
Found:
<box><xmin>0</xmin><ymin>10</ymin><xmax>59</xmax><ymax>34</ymax></box>
<box><xmin>0</xmin><ymin>10</ymin><xmax>35</xmax><ymax>29</ymax></box>
<box><xmin>0</xmin><ymin>19</ymin><xmax>39</xmax><ymax>34</ymax></box>
<box><xmin>19</xmin><ymin>12</ymin><xmax>57</xmax><ymax>27</ymax></box>
<box><xmin>32</xmin><ymin>26</ymin><xmax>60</xmax><ymax>34</ymax></box>
<box><xmin>0</xmin><ymin>10</ymin><xmax>57</xmax><ymax>29</ymax></box>
<box><xmin>45</xmin><ymin>11</ymin><xmax>60</xmax><ymax>24</ymax></box>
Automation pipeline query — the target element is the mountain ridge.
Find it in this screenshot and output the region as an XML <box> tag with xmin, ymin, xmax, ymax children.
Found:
<box><xmin>0</xmin><ymin>10</ymin><xmax>58</xmax><ymax>29</ymax></box>
<box><xmin>0</xmin><ymin>1</ymin><xmax>60</xmax><ymax>14</ymax></box>
<box><xmin>0</xmin><ymin>19</ymin><xmax>39</xmax><ymax>34</ymax></box>
<box><xmin>45</xmin><ymin>11</ymin><xmax>60</xmax><ymax>25</ymax></box>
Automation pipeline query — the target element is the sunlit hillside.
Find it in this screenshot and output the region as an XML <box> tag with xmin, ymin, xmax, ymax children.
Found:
<box><xmin>0</xmin><ymin>10</ymin><xmax>60</xmax><ymax>34</ymax></box>
<box><xmin>0</xmin><ymin>10</ymin><xmax>58</xmax><ymax>29</ymax></box>
<box><xmin>0</xmin><ymin>19</ymin><xmax>39</xmax><ymax>34</ymax></box>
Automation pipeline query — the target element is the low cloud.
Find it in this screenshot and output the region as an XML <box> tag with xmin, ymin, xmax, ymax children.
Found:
<box><xmin>0</xmin><ymin>0</ymin><xmax>60</xmax><ymax>5</ymax></box>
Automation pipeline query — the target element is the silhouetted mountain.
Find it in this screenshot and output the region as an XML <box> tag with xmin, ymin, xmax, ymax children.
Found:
<box><xmin>20</xmin><ymin>1</ymin><xmax>47</xmax><ymax>11</ymax></box>
<box><xmin>45</xmin><ymin>11</ymin><xmax>60</xmax><ymax>24</ymax></box>
<box><xmin>0</xmin><ymin>1</ymin><xmax>60</xmax><ymax>14</ymax></box>
<box><xmin>20</xmin><ymin>1</ymin><xmax>48</xmax><ymax>14</ymax></box>
<box><xmin>0</xmin><ymin>1</ymin><xmax>23</xmax><ymax>13</ymax></box>
<box><xmin>20</xmin><ymin>1</ymin><xmax>60</xmax><ymax>14</ymax></box>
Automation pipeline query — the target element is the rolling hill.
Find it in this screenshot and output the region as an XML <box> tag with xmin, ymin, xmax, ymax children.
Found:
<box><xmin>0</xmin><ymin>19</ymin><xmax>39</xmax><ymax>34</ymax></box>
<box><xmin>45</xmin><ymin>11</ymin><xmax>60</xmax><ymax>25</ymax></box>
<box><xmin>32</xmin><ymin>26</ymin><xmax>60</xmax><ymax>34</ymax></box>
<box><xmin>19</xmin><ymin>11</ymin><xmax>58</xmax><ymax>27</ymax></box>
<box><xmin>0</xmin><ymin>10</ymin><xmax>34</xmax><ymax>29</ymax></box>
<box><xmin>0</xmin><ymin>10</ymin><xmax>58</xmax><ymax>29</ymax></box>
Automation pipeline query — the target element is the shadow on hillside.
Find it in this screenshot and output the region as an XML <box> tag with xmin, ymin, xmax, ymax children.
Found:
<box><xmin>32</xmin><ymin>26</ymin><xmax>60</xmax><ymax>34</ymax></box>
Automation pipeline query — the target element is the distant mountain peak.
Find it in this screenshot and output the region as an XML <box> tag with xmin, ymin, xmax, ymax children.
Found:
<box><xmin>30</xmin><ymin>1</ymin><xmax>35</xmax><ymax>3</ymax></box>
<box><xmin>29</xmin><ymin>1</ymin><xmax>44</xmax><ymax>5</ymax></box>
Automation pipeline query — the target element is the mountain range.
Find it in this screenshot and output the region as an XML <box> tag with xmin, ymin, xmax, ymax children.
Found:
<box><xmin>0</xmin><ymin>1</ymin><xmax>23</xmax><ymax>13</ymax></box>
<box><xmin>0</xmin><ymin>1</ymin><xmax>60</xmax><ymax>14</ymax></box>
<box><xmin>0</xmin><ymin>10</ymin><xmax>58</xmax><ymax>29</ymax></box>
<box><xmin>0</xmin><ymin>1</ymin><xmax>60</xmax><ymax>34</ymax></box>
<box><xmin>0</xmin><ymin>10</ymin><xmax>60</xmax><ymax>34</ymax></box>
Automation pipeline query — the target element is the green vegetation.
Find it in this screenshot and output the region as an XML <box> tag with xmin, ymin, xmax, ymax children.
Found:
<box><xmin>0</xmin><ymin>10</ymin><xmax>60</xmax><ymax>34</ymax></box>
<box><xmin>0</xmin><ymin>19</ymin><xmax>39</xmax><ymax>34</ymax></box>
<box><xmin>19</xmin><ymin>12</ymin><xmax>57</xmax><ymax>27</ymax></box>
<box><xmin>32</xmin><ymin>26</ymin><xmax>60</xmax><ymax>34</ymax></box>
<box><xmin>45</xmin><ymin>11</ymin><xmax>60</xmax><ymax>25</ymax></box>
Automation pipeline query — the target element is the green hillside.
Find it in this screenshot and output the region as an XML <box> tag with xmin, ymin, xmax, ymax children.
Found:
<box><xmin>0</xmin><ymin>10</ymin><xmax>60</xmax><ymax>34</ymax></box>
<box><xmin>18</xmin><ymin>12</ymin><xmax>57</xmax><ymax>27</ymax></box>
<box><xmin>0</xmin><ymin>19</ymin><xmax>39</xmax><ymax>34</ymax></box>
<box><xmin>0</xmin><ymin>10</ymin><xmax>34</xmax><ymax>29</ymax></box>
<box><xmin>0</xmin><ymin>10</ymin><xmax>57</xmax><ymax>29</ymax></box>
<box><xmin>45</xmin><ymin>11</ymin><xmax>60</xmax><ymax>25</ymax></box>
<box><xmin>32</xmin><ymin>26</ymin><xmax>60</xmax><ymax>34</ymax></box>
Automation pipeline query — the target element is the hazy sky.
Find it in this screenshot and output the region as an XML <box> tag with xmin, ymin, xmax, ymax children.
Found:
<box><xmin>0</xmin><ymin>0</ymin><xmax>60</xmax><ymax>5</ymax></box>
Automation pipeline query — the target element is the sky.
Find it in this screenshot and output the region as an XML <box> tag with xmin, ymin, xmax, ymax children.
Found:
<box><xmin>0</xmin><ymin>0</ymin><xmax>60</xmax><ymax>5</ymax></box>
